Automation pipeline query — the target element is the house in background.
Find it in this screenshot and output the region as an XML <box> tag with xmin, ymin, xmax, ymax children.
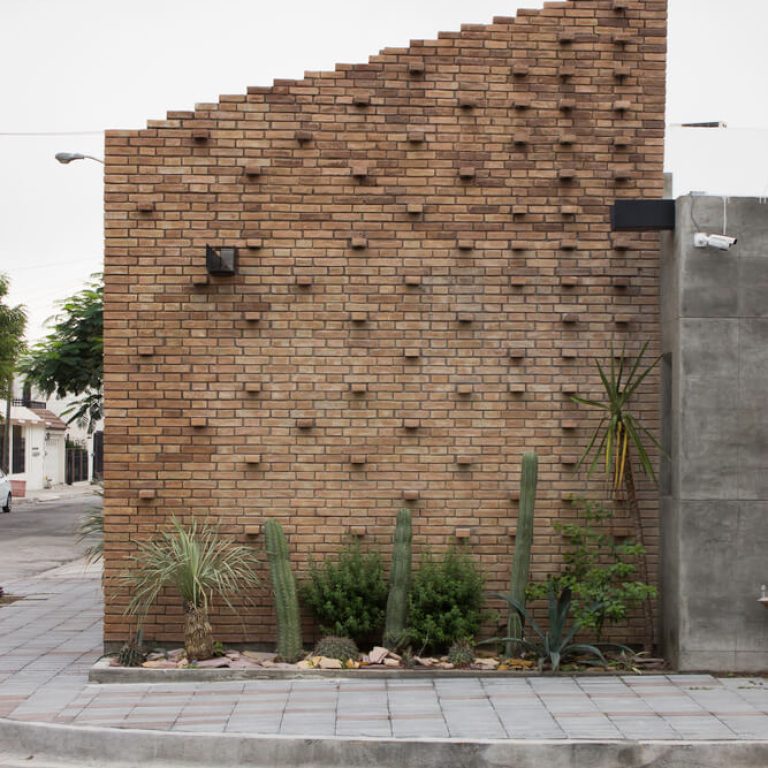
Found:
<box><xmin>1</xmin><ymin>379</ymin><xmax>101</xmax><ymax>494</ymax></box>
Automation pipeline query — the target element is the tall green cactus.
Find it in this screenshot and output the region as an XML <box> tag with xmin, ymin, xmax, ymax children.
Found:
<box><xmin>264</xmin><ymin>519</ymin><xmax>303</xmax><ymax>662</ymax></box>
<box><xmin>383</xmin><ymin>507</ymin><xmax>412</xmax><ymax>648</ymax></box>
<box><xmin>506</xmin><ymin>452</ymin><xmax>538</xmax><ymax>658</ymax></box>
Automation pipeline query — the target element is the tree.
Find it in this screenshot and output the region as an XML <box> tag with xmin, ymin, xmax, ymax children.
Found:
<box><xmin>0</xmin><ymin>275</ymin><xmax>27</xmax><ymax>474</ymax></box>
<box><xmin>21</xmin><ymin>277</ymin><xmax>103</xmax><ymax>434</ymax></box>
<box><xmin>572</xmin><ymin>342</ymin><xmax>661</xmax><ymax>650</ymax></box>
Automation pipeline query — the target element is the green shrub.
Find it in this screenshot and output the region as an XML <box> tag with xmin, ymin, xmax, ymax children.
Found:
<box><xmin>300</xmin><ymin>542</ymin><xmax>388</xmax><ymax>647</ymax></box>
<box><xmin>527</xmin><ymin>498</ymin><xmax>656</xmax><ymax>642</ymax></box>
<box><xmin>408</xmin><ymin>548</ymin><xmax>485</xmax><ymax>654</ymax></box>
<box><xmin>313</xmin><ymin>635</ymin><xmax>359</xmax><ymax>663</ymax></box>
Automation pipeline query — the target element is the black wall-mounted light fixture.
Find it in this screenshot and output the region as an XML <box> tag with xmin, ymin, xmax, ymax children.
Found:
<box><xmin>206</xmin><ymin>246</ymin><xmax>237</xmax><ymax>276</ymax></box>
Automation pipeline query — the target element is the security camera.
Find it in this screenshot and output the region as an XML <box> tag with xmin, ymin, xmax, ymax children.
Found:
<box><xmin>693</xmin><ymin>232</ymin><xmax>737</xmax><ymax>250</ymax></box>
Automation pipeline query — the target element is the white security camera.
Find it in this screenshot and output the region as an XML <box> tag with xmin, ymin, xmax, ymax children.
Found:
<box><xmin>693</xmin><ymin>232</ymin><xmax>738</xmax><ymax>250</ymax></box>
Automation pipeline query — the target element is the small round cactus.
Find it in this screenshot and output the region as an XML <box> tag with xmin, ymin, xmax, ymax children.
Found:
<box><xmin>313</xmin><ymin>635</ymin><xmax>359</xmax><ymax>663</ymax></box>
<box><xmin>447</xmin><ymin>638</ymin><xmax>475</xmax><ymax>668</ymax></box>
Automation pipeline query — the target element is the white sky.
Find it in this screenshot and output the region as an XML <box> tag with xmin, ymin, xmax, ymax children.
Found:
<box><xmin>1</xmin><ymin>0</ymin><xmax>767</xmax><ymax>342</ymax></box>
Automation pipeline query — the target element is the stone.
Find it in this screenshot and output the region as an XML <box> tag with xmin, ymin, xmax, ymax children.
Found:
<box><xmin>243</xmin><ymin>650</ymin><xmax>278</xmax><ymax>664</ymax></box>
<box><xmin>141</xmin><ymin>660</ymin><xmax>177</xmax><ymax>669</ymax></box>
<box><xmin>368</xmin><ymin>646</ymin><xmax>389</xmax><ymax>664</ymax></box>
<box><xmin>296</xmin><ymin>659</ymin><xmax>314</xmax><ymax>670</ymax></box>
<box><xmin>317</xmin><ymin>657</ymin><xmax>343</xmax><ymax>669</ymax></box>
<box><xmin>195</xmin><ymin>657</ymin><xmax>231</xmax><ymax>669</ymax></box>
<box><xmin>383</xmin><ymin>658</ymin><xmax>401</xmax><ymax>668</ymax></box>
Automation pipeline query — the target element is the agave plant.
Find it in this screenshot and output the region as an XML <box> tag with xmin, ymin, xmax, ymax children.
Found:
<box><xmin>497</xmin><ymin>585</ymin><xmax>607</xmax><ymax>673</ymax></box>
<box><xmin>122</xmin><ymin>518</ymin><xmax>260</xmax><ymax>660</ymax></box>
<box><xmin>572</xmin><ymin>341</ymin><xmax>661</xmax><ymax>650</ymax></box>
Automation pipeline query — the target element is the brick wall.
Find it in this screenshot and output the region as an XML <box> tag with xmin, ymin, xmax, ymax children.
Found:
<box><xmin>103</xmin><ymin>0</ymin><xmax>667</xmax><ymax>648</ymax></box>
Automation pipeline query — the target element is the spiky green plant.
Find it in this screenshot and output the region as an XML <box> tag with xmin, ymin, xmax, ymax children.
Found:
<box><xmin>77</xmin><ymin>506</ymin><xmax>104</xmax><ymax>564</ymax></box>
<box><xmin>264</xmin><ymin>519</ymin><xmax>303</xmax><ymax>662</ymax></box>
<box><xmin>498</xmin><ymin>585</ymin><xmax>609</xmax><ymax>673</ymax></box>
<box><xmin>122</xmin><ymin>517</ymin><xmax>260</xmax><ymax>660</ymax></box>
<box><xmin>572</xmin><ymin>341</ymin><xmax>661</xmax><ymax>649</ymax></box>
<box><xmin>313</xmin><ymin>635</ymin><xmax>359</xmax><ymax>663</ymax></box>
<box><xmin>447</xmin><ymin>638</ymin><xmax>475</xmax><ymax>668</ymax></box>
<box><xmin>383</xmin><ymin>507</ymin><xmax>412</xmax><ymax>649</ymax></box>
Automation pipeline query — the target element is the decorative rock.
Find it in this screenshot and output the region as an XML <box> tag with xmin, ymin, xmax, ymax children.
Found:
<box><xmin>142</xmin><ymin>660</ymin><xmax>178</xmax><ymax>669</ymax></box>
<box><xmin>383</xmin><ymin>658</ymin><xmax>401</xmax><ymax>668</ymax></box>
<box><xmin>318</xmin><ymin>657</ymin><xmax>343</xmax><ymax>670</ymax></box>
<box><xmin>243</xmin><ymin>650</ymin><xmax>279</xmax><ymax>664</ymax></box>
<box><xmin>296</xmin><ymin>659</ymin><xmax>314</xmax><ymax>670</ymax></box>
<box><xmin>195</xmin><ymin>658</ymin><xmax>231</xmax><ymax>669</ymax></box>
<box><xmin>368</xmin><ymin>646</ymin><xmax>389</xmax><ymax>664</ymax></box>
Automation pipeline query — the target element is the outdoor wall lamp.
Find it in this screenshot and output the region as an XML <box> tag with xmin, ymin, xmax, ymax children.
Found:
<box><xmin>55</xmin><ymin>152</ymin><xmax>104</xmax><ymax>165</ymax></box>
<box><xmin>206</xmin><ymin>245</ymin><xmax>237</xmax><ymax>276</ymax></box>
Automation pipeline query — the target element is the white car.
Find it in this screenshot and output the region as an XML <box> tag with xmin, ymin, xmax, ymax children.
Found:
<box><xmin>0</xmin><ymin>471</ymin><xmax>11</xmax><ymax>513</ymax></box>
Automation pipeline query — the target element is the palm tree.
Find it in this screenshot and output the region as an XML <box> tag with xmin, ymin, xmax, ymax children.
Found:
<box><xmin>0</xmin><ymin>274</ymin><xmax>27</xmax><ymax>474</ymax></box>
<box><xmin>572</xmin><ymin>342</ymin><xmax>661</xmax><ymax>650</ymax></box>
<box><xmin>122</xmin><ymin>518</ymin><xmax>261</xmax><ymax>660</ymax></box>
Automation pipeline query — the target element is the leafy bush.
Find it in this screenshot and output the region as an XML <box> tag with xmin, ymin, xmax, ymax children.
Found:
<box><xmin>408</xmin><ymin>548</ymin><xmax>485</xmax><ymax>654</ymax></box>
<box><xmin>528</xmin><ymin>498</ymin><xmax>656</xmax><ymax>642</ymax></box>
<box><xmin>300</xmin><ymin>542</ymin><xmax>388</xmax><ymax>647</ymax></box>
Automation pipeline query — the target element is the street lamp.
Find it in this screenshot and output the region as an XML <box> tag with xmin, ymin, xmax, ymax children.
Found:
<box><xmin>55</xmin><ymin>152</ymin><xmax>104</xmax><ymax>165</ymax></box>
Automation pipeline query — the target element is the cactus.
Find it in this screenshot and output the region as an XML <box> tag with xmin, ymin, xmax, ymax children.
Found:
<box><xmin>383</xmin><ymin>507</ymin><xmax>412</xmax><ymax>648</ymax></box>
<box><xmin>313</xmin><ymin>635</ymin><xmax>359</xmax><ymax>663</ymax></box>
<box><xmin>447</xmin><ymin>638</ymin><xmax>475</xmax><ymax>668</ymax></box>
<box><xmin>506</xmin><ymin>452</ymin><xmax>538</xmax><ymax>658</ymax></box>
<box><xmin>264</xmin><ymin>519</ymin><xmax>303</xmax><ymax>662</ymax></box>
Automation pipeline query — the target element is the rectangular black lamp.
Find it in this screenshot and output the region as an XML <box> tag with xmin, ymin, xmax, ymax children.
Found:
<box><xmin>611</xmin><ymin>200</ymin><xmax>676</xmax><ymax>231</ymax></box>
<box><xmin>206</xmin><ymin>246</ymin><xmax>237</xmax><ymax>276</ymax></box>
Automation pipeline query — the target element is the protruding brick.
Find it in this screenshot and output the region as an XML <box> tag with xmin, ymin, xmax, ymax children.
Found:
<box><xmin>508</xmin><ymin>347</ymin><xmax>526</xmax><ymax>360</ymax></box>
<box><xmin>559</xmin><ymin>239</ymin><xmax>578</xmax><ymax>251</ymax></box>
<box><xmin>508</xmin><ymin>382</ymin><xmax>526</xmax><ymax>395</ymax></box>
<box><xmin>402</xmin><ymin>490</ymin><xmax>420</xmax><ymax>502</ymax></box>
<box><xmin>403</xmin><ymin>348</ymin><xmax>420</xmax><ymax>359</ymax></box>
<box><xmin>614</xmin><ymin>136</ymin><xmax>632</xmax><ymax>148</ymax></box>
<box><xmin>456</xmin><ymin>384</ymin><xmax>473</xmax><ymax>397</ymax></box>
<box><xmin>561</xmin><ymin>276</ymin><xmax>579</xmax><ymax>288</ymax></box>
<box><xmin>350</xmin><ymin>236</ymin><xmax>368</xmax><ymax>249</ymax></box>
<box><xmin>350</xmin><ymin>526</ymin><xmax>366</xmax><ymax>537</ymax></box>
<box><xmin>190</xmin><ymin>417</ymin><xmax>208</xmax><ymax>428</ymax></box>
<box><xmin>295</xmin><ymin>129</ymin><xmax>312</xmax><ymax>143</ymax></box>
<box><xmin>615</xmin><ymin>314</ymin><xmax>633</xmax><ymax>326</ymax></box>
<box><xmin>457</xmin><ymin>312</ymin><xmax>474</xmax><ymax>324</ymax></box>
<box><xmin>407</xmin><ymin>130</ymin><xmax>425</xmax><ymax>143</ymax></box>
<box><xmin>406</xmin><ymin>202</ymin><xmax>424</xmax><ymax>215</ymax></box>
<box><xmin>613</xmin><ymin>100</ymin><xmax>631</xmax><ymax>113</ymax></box>
<box><xmin>244</xmin><ymin>455</ymin><xmax>262</xmax><ymax>465</ymax></box>
<box><xmin>296</xmin><ymin>275</ymin><xmax>312</xmax><ymax>287</ymax></box>
<box><xmin>403</xmin><ymin>418</ymin><xmax>420</xmax><ymax>430</ymax></box>
<box><xmin>297</xmin><ymin>418</ymin><xmax>315</xmax><ymax>430</ymax></box>
<box><xmin>245</xmin><ymin>383</ymin><xmax>261</xmax><ymax>395</ymax></box>
<box><xmin>558</xmin><ymin>168</ymin><xmax>577</xmax><ymax>181</ymax></box>
<box><xmin>512</xmin><ymin>64</ymin><xmax>529</xmax><ymax>77</ymax></box>
<box><xmin>350</xmin><ymin>454</ymin><xmax>367</xmax><ymax>466</ymax></box>
<box><xmin>191</xmin><ymin>275</ymin><xmax>209</xmax><ymax>287</ymax></box>
<box><xmin>191</xmin><ymin>129</ymin><xmax>209</xmax><ymax>141</ymax></box>
<box><xmin>458</xmin><ymin>94</ymin><xmax>479</xmax><ymax>110</ymax></box>
<box><xmin>404</xmin><ymin>275</ymin><xmax>422</xmax><ymax>287</ymax></box>
<box><xmin>562</xmin><ymin>313</ymin><xmax>579</xmax><ymax>324</ymax></box>
<box><xmin>407</xmin><ymin>60</ymin><xmax>425</xmax><ymax>76</ymax></box>
<box><xmin>457</xmin><ymin>238</ymin><xmax>475</xmax><ymax>251</ymax></box>
<box><xmin>136</xmin><ymin>201</ymin><xmax>155</xmax><ymax>213</ymax></box>
<box><xmin>559</xmin><ymin>134</ymin><xmax>577</xmax><ymax>146</ymax></box>
<box><xmin>559</xmin><ymin>98</ymin><xmax>576</xmax><ymax>112</ymax></box>
<box><xmin>138</xmin><ymin>489</ymin><xmax>156</xmax><ymax>500</ymax></box>
<box><xmin>455</xmin><ymin>527</ymin><xmax>471</xmax><ymax>540</ymax></box>
<box><xmin>614</xmin><ymin>65</ymin><xmax>631</xmax><ymax>80</ymax></box>
<box><xmin>137</xmin><ymin>346</ymin><xmax>154</xmax><ymax>357</ymax></box>
<box><xmin>613</xmin><ymin>276</ymin><xmax>630</xmax><ymax>289</ymax></box>
<box><xmin>351</xmin><ymin>163</ymin><xmax>369</xmax><ymax>178</ymax></box>
<box><xmin>243</xmin><ymin>164</ymin><xmax>265</xmax><ymax>177</ymax></box>
<box><xmin>561</xmin><ymin>419</ymin><xmax>578</xmax><ymax>430</ymax></box>
<box><xmin>350</xmin><ymin>382</ymin><xmax>368</xmax><ymax>395</ymax></box>
<box><xmin>458</xmin><ymin>166</ymin><xmax>476</xmax><ymax>180</ymax></box>
<box><xmin>513</xmin><ymin>132</ymin><xmax>530</xmax><ymax>146</ymax></box>
<box><xmin>352</xmin><ymin>91</ymin><xmax>371</xmax><ymax>106</ymax></box>
<box><xmin>456</xmin><ymin>455</ymin><xmax>474</xmax><ymax>467</ymax></box>
<box><xmin>350</xmin><ymin>311</ymin><xmax>368</xmax><ymax>323</ymax></box>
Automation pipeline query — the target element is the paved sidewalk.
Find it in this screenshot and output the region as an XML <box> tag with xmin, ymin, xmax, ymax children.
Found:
<box><xmin>15</xmin><ymin>481</ymin><xmax>99</xmax><ymax>506</ymax></box>
<box><xmin>2</xmin><ymin>566</ymin><xmax>768</xmax><ymax>766</ymax></box>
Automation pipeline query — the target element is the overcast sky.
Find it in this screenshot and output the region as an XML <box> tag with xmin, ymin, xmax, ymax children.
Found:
<box><xmin>1</xmin><ymin>0</ymin><xmax>767</xmax><ymax>341</ymax></box>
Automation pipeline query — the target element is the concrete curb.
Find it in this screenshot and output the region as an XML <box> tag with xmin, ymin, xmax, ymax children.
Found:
<box><xmin>3</xmin><ymin>718</ymin><xmax>768</xmax><ymax>768</ymax></box>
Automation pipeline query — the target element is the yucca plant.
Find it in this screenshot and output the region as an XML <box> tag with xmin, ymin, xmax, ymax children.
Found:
<box><xmin>122</xmin><ymin>518</ymin><xmax>260</xmax><ymax>660</ymax></box>
<box><xmin>572</xmin><ymin>341</ymin><xmax>661</xmax><ymax>650</ymax></box>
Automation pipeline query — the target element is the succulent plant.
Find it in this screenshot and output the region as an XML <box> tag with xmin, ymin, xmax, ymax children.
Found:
<box><xmin>447</xmin><ymin>638</ymin><xmax>475</xmax><ymax>668</ymax></box>
<box><xmin>313</xmin><ymin>635</ymin><xmax>359</xmax><ymax>663</ymax></box>
<box><xmin>117</xmin><ymin>629</ymin><xmax>146</xmax><ymax>668</ymax></box>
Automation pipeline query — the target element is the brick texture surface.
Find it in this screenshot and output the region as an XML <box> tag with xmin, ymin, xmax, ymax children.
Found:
<box><xmin>103</xmin><ymin>0</ymin><xmax>667</xmax><ymax>647</ymax></box>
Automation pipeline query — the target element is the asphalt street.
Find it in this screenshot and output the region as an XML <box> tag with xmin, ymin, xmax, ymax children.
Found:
<box><xmin>0</xmin><ymin>494</ymin><xmax>101</xmax><ymax>583</ymax></box>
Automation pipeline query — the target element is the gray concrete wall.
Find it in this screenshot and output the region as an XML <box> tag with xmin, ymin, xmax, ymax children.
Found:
<box><xmin>662</xmin><ymin>196</ymin><xmax>768</xmax><ymax>671</ymax></box>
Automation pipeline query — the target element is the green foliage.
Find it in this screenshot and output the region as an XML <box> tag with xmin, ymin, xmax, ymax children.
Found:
<box><xmin>507</xmin><ymin>452</ymin><xmax>537</xmax><ymax>657</ymax></box>
<box><xmin>313</xmin><ymin>635</ymin><xmax>359</xmax><ymax>663</ymax></box>
<box><xmin>122</xmin><ymin>517</ymin><xmax>261</xmax><ymax>621</ymax></box>
<box><xmin>447</xmin><ymin>637</ymin><xmax>475</xmax><ymax>668</ymax></box>
<box><xmin>528</xmin><ymin>499</ymin><xmax>656</xmax><ymax>642</ymax></box>
<box><xmin>0</xmin><ymin>274</ymin><xmax>27</xmax><ymax>475</ymax></box>
<box><xmin>384</xmin><ymin>508</ymin><xmax>412</xmax><ymax>648</ymax></box>
<box><xmin>264</xmin><ymin>519</ymin><xmax>303</xmax><ymax>662</ymax></box>
<box><xmin>77</xmin><ymin>506</ymin><xmax>104</xmax><ymax>564</ymax></box>
<box><xmin>116</xmin><ymin>629</ymin><xmax>146</xmax><ymax>668</ymax></box>
<box><xmin>573</xmin><ymin>341</ymin><xmax>661</xmax><ymax>489</ymax></box>
<box><xmin>408</xmin><ymin>548</ymin><xmax>485</xmax><ymax>654</ymax></box>
<box><xmin>300</xmin><ymin>541</ymin><xmax>388</xmax><ymax>647</ymax></box>
<box><xmin>498</xmin><ymin>585</ymin><xmax>608</xmax><ymax>672</ymax></box>
<box><xmin>21</xmin><ymin>276</ymin><xmax>103</xmax><ymax>433</ymax></box>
